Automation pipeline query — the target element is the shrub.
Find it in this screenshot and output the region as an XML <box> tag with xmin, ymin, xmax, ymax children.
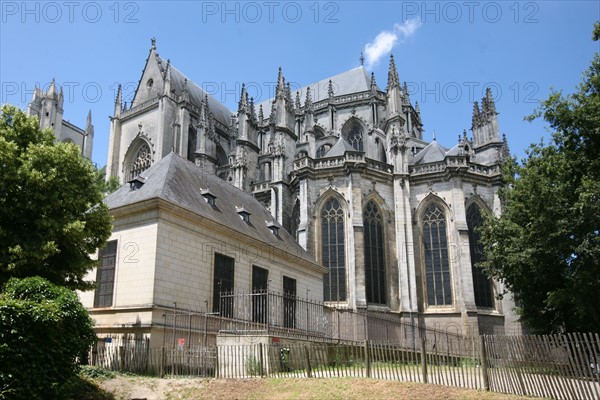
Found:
<box><xmin>0</xmin><ymin>277</ymin><xmax>96</xmax><ymax>399</ymax></box>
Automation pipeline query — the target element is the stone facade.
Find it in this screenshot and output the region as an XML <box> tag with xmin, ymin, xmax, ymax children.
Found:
<box><xmin>27</xmin><ymin>79</ymin><xmax>94</xmax><ymax>159</ymax></box>
<box><xmin>102</xmin><ymin>40</ymin><xmax>521</xmax><ymax>337</ymax></box>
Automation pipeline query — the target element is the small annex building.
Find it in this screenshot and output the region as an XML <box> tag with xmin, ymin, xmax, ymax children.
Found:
<box><xmin>78</xmin><ymin>152</ymin><xmax>326</xmax><ymax>348</ymax></box>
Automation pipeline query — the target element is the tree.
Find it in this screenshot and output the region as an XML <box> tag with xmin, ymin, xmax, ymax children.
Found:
<box><xmin>0</xmin><ymin>105</ymin><xmax>112</xmax><ymax>290</ymax></box>
<box><xmin>479</xmin><ymin>22</ymin><xmax>600</xmax><ymax>334</ymax></box>
<box><xmin>0</xmin><ymin>277</ymin><xmax>97</xmax><ymax>399</ymax></box>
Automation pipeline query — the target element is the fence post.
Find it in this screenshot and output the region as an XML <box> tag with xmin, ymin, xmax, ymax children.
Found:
<box><xmin>215</xmin><ymin>345</ymin><xmax>220</xmax><ymax>378</ymax></box>
<box><xmin>160</xmin><ymin>347</ymin><xmax>165</xmax><ymax>378</ymax></box>
<box><xmin>304</xmin><ymin>345</ymin><xmax>312</xmax><ymax>378</ymax></box>
<box><xmin>119</xmin><ymin>346</ymin><xmax>125</xmax><ymax>372</ymax></box>
<box><xmin>421</xmin><ymin>337</ymin><xmax>428</xmax><ymax>384</ymax></box>
<box><xmin>364</xmin><ymin>340</ymin><xmax>371</xmax><ymax>378</ymax></box>
<box><xmin>259</xmin><ymin>343</ymin><xmax>265</xmax><ymax>377</ymax></box>
<box><xmin>480</xmin><ymin>336</ymin><xmax>490</xmax><ymax>391</ymax></box>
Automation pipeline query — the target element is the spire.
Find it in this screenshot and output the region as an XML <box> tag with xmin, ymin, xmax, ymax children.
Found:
<box><xmin>484</xmin><ymin>87</ymin><xmax>497</xmax><ymax>114</ymax></box>
<box><xmin>501</xmin><ymin>133</ymin><xmax>510</xmax><ymax>158</ymax></box>
<box><xmin>249</xmin><ymin>97</ymin><xmax>257</xmax><ymax>122</ymax></box>
<box><xmin>403</xmin><ymin>81</ymin><xmax>410</xmax><ymax>103</ymax></box>
<box><xmin>472</xmin><ymin>101</ymin><xmax>481</xmax><ymax>128</ymax></box>
<box><xmin>151</xmin><ymin>37</ymin><xmax>156</xmax><ymax>51</ymax></box>
<box><xmin>304</xmin><ymin>86</ymin><xmax>313</xmax><ymax>111</ymax></box>
<box><xmin>295</xmin><ymin>91</ymin><xmax>302</xmax><ymax>111</ymax></box>
<box><xmin>360</xmin><ymin>51</ymin><xmax>365</xmax><ymax>66</ymax></box>
<box><xmin>415</xmin><ymin>101</ymin><xmax>420</xmax><ymax>114</ymax></box>
<box><xmin>238</xmin><ymin>83</ymin><xmax>248</xmax><ymax>112</ymax></box>
<box><xmin>328</xmin><ymin>80</ymin><xmax>334</xmax><ymax>98</ymax></box>
<box><xmin>387</xmin><ymin>54</ymin><xmax>400</xmax><ymax>90</ymax></box>
<box><xmin>258</xmin><ymin>104</ymin><xmax>264</xmax><ymax>124</ymax></box>
<box><xmin>370</xmin><ymin>72</ymin><xmax>377</xmax><ymax>87</ymax></box>
<box><xmin>285</xmin><ymin>82</ymin><xmax>293</xmax><ymax>108</ymax></box>
<box><xmin>181</xmin><ymin>78</ymin><xmax>189</xmax><ymax>102</ymax></box>
<box><xmin>48</xmin><ymin>78</ymin><xmax>57</xmax><ymax>98</ymax></box>
<box><xmin>86</xmin><ymin>110</ymin><xmax>92</xmax><ymax>128</ymax></box>
<box><xmin>275</xmin><ymin>67</ymin><xmax>285</xmax><ymax>99</ymax></box>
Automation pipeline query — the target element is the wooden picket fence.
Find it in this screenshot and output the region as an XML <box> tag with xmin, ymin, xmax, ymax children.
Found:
<box><xmin>90</xmin><ymin>333</ymin><xmax>600</xmax><ymax>399</ymax></box>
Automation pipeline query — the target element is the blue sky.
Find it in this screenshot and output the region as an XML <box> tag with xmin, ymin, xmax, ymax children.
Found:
<box><xmin>1</xmin><ymin>1</ymin><xmax>599</xmax><ymax>166</ymax></box>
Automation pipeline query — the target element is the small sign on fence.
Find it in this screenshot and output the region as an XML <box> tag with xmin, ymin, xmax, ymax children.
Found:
<box><xmin>178</xmin><ymin>338</ymin><xmax>185</xmax><ymax>350</ymax></box>
<box><xmin>103</xmin><ymin>337</ymin><xmax>112</xmax><ymax>343</ymax></box>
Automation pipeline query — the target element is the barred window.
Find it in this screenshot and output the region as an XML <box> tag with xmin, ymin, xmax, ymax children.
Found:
<box><xmin>213</xmin><ymin>253</ymin><xmax>234</xmax><ymax>317</ymax></box>
<box><xmin>363</xmin><ymin>201</ymin><xmax>386</xmax><ymax>305</ymax></box>
<box><xmin>422</xmin><ymin>203</ymin><xmax>453</xmax><ymax>306</ymax></box>
<box><xmin>252</xmin><ymin>266</ymin><xmax>268</xmax><ymax>324</ymax></box>
<box><xmin>283</xmin><ymin>276</ymin><xmax>296</xmax><ymax>328</ymax></box>
<box><xmin>467</xmin><ymin>203</ymin><xmax>494</xmax><ymax>308</ymax></box>
<box><xmin>129</xmin><ymin>142</ymin><xmax>152</xmax><ymax>180</ymax></box>
<box><xmin>94</xmin><ymin>240</ymin><xmax>118</xmax><ymax>308</ymax></box>
<box><xmin>321</xmin><ymin>198</ymin><xmax>346</xmax><ymax>302</ymax></box>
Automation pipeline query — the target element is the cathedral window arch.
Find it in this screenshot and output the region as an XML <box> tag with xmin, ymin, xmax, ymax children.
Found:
<box><xmin>363</xmin><ymin>200</ymin><xmax>386</xmax><ymax>305</ymax></box>
<box><xmin>126</xmin><ymin>140</ymin><xmax>153</xmax><ymax>181</ymax></box>
<box><xmin>466</xmin><ymin>202</ymin><xmax>495</xmax><ymax>308</ymax></box>
<box><xmin>320</xmin><ymin>196</ymin><xmax>346</xmax><ymax>302</ymax></box>
<box><xmin>420</xmin><ymin>201</ymin><xmax>453</xmax><ymax>307</ymax></box>
<box><xmin>342</xmin><ymin>119</ymin><xmax>364</xmax><ymax>152</ymax></box>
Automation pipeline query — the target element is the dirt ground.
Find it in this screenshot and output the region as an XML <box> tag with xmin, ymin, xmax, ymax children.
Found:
<box><xmin>97</xmin><ymin>376</ymin><xmax>541</xmax><ymax>400</ymax></box>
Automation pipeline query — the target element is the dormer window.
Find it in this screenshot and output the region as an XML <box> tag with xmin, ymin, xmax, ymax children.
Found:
<box><xmin>128</xmin><ymin>175</ymin><xmax>146</xmax><ymax>191</ymax></box>
<box><xmin>237</xmin><ymin>207</ymin><xmax>251</xmax><ymax>223</ymax></box>
<box><xmin>266</xmin><ymin>221</ymin><xmax>279</xmax><ymax>236</ymax></box>
<box><xmin>201</xmin><ymin>188</ymin><xmax>217</xmax><ymax>207</ymax></box>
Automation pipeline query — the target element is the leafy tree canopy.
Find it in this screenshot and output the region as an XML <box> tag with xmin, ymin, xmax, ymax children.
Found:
<box><xmin>0</xmin><ymin>277</ymin><xmax>97</xmax><ymax>399</ymax></box>
<box><xmin>0</xmin><ymin>105</ymin><xmax>112</xmax><ymax>291</ymax></box>
<box><xmin>479</xmin><ymin>22</ymin><xmax>600</xmax><ymax>333</ymax></box>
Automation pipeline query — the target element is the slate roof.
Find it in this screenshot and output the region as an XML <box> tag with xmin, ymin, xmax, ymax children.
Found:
<box><xmin>159</xmin><ymin>56</ymin><xmax>234</xmax><ymax>128</ymax></box>
<box><xmin>410</xmin><ymin>140</ymin><xmax>448</xmax><ymax>165</ymax></box>
<box><xmin>105</xmin><ymin>153</ymin><xmax>318</xmax><ymax>265</ymax></box>
<box><xmin>325</xmin><ymin>137</ymin><xmax>357</xmax><ymax>157</ymax></box>
<box><xmin>258</xmin><ymin>66</ymin><xmax>376</xmax><ymax>119</ymax></box>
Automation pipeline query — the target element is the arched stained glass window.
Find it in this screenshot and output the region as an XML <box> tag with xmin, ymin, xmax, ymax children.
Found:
<box><xmin>467</xmin><ymin>203</ymin><xmax>494</xmax><ymax>308</ymax></box>
<box><xmin>422</xmin><ymin>203</ymin><xmax>452</xmax><ymax>306</ymax></box>
<box><xmin>363</xmin><ymin>201</ymin><xmax>386</xmax><ymax>305</ymax></box>
<box><xmin>347</xmin><ymin>124</ymin><xmax>363</xmax><ymax>152</ymax></box>
<box><xmin>129</xmin><ymin>142</ymin><xmax>152</xmax><ymax>180</ymax></box>
<box><xmin>321</xmin><ymin>198</ymin><xmax>346</xmax><ymax>302</ymax></box>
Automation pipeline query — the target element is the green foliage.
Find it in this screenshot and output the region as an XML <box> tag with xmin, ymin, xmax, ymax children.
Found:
<box><xmin>480</xmin><ymin>23</ymin><xmax>600</xmax><ymax>334</ymax></box>
<box><xmin>79</xmin><ymin>365</ymin><xmax>117</xmax><ymax>380</ymax></box>
<box><xmin>0</xmin><ymin>277</ymin><xmax>97</xmax><ymax>400</ymax></box>
<box><xmin>0</xmin><ymin>104</ymin><xmax>112</xmax><ymax>290</ymax></box>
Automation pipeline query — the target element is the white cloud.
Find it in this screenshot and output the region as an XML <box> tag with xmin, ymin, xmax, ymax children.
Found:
<box><xmin>364</xmin><ymin>18</ymin><xmax>422</xmax><ymax>69</ymax></box>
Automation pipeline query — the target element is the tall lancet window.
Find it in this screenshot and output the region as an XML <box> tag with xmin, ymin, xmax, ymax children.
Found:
<box><xmin>130</xmin><ymin>142</ymin><xmax>152</xmax><ymax>180</ymax></box>
<box><xmin>467</xmin><ymin>203</ymin><xmax>494</xmax><ymax>308</ymax></box>
<box><xmin>422</xmin><ymin>203</ymin><xmax>453</xmax><ymax>306</ymax></box>
<box><xmin>347</xmin><ymin>124</ymin><xmax>364</xmax><ymax>152</ymax></box>
<box><xmin>363</xmin><ymin>201</ymin><xmax>386</xmax><ymax>305</ymax></box>
<box><xmin>321</xmin><ymin>198</ymin><xmax>346</xmax><ymax>302</ymax></box>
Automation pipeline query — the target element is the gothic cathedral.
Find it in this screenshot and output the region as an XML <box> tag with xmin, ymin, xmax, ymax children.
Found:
<box><xmin>106</xmin><ymin>40</ymin><xmax>520</xmax><ymax>336</ymax></box>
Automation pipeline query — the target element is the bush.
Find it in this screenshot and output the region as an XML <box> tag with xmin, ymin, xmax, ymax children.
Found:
<box><xmin>0</xmin><ymin>277</ymin><xmax>97</xmax><ymax>400</ymax></box>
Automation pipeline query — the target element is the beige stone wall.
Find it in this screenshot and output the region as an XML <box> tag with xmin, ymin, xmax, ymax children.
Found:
<box><xmin>78</xmin><ymin>210</ymin><xmax>159</xmax><ymax>326</ymax></box>
<box><xmin>153</xmin><ymin>207</ymin><xmax>324</xmax><ymax>313</ymax></box>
